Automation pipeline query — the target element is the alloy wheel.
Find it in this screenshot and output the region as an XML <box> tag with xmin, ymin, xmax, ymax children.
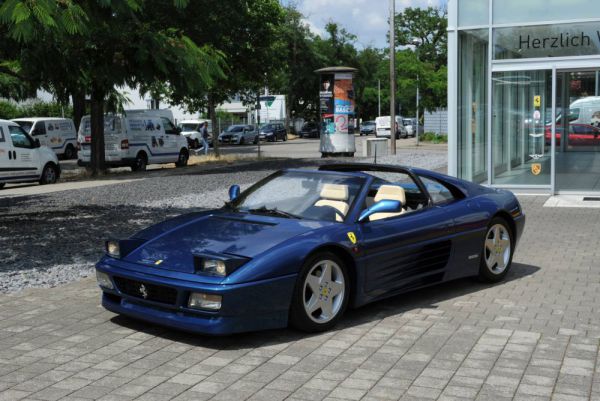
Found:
<box><xmin>484</xmin><ymin>224</ymin><xmax>511</xmax><ymax>274</ymax></box>
<box><xmin>303</xmin><ymin>260</ymin><xmax>345</xmax><ymax>324</ymax></box>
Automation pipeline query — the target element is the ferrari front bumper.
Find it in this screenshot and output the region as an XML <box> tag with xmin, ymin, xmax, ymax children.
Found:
<box><xmin>96</xmin><ymin>263</ymin><xmax>297</xmax><ymax>335</ymax></box>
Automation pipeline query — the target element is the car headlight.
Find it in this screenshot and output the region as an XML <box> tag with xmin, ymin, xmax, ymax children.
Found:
<box><xmin>203</xmin><ymin>259</ymin><xmax>227</xmax><ymax>276</ymax></box>
<box><xmin>194</xmin><ymin>255</ymin><xmax>249</xmax><ymax>277</ymax></box>
<box><xmin>96</xmin><ymin>271</ymin><xmax>114</xmax><ymax>289</ymax></box>
<box><xmin>105</xmin><ymin>240</ymin><xmax>120</xmax><ymax>258</ymax></box>
<box><xmin>188</xmin><ymin>293</ymin><xmax>222</xmax><ymax>310</ymax></box>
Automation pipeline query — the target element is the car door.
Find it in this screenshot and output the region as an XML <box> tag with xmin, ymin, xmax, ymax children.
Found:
<box><xmin>357</xmin><ymin>174</ymin><xmax>455</xmax><ymax>297</ymax></box>
<box><xmin>160</xmin><ymin>117</ymin><xmax>180</xmax><ymax>162</ymax></box>
<box><xmin>6</xmin><ymin>125</ymin><xmax>39</xmax><ymax>179</ymax></box>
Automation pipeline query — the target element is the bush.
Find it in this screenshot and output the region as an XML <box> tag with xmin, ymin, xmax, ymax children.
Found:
<box><xmin>0</xmin><ymin>101</ymin><xmax>19</xmax><ymax>120</ymax></box>
<box><xmin>420</xmin><ymin>132</ymin><xmax>448</xmax><ymax>144</ymax></box>
<box><xmin>0</xmin><ymin>100</ymin><xmax>73</xmax><ymax>120</ymax></box>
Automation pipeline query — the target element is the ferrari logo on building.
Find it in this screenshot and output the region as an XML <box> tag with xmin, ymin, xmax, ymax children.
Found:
<box><xmin>531</xmin><ymin>163</ymin><xmax>542</xmax><ymax>176</ymax></box>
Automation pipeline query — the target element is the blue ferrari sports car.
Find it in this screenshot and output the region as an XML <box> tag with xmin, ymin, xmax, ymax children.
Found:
<box><xmin>95</xmin><ymin>164</ymin><xmax>525</xmax><ymax>335</ymax></box>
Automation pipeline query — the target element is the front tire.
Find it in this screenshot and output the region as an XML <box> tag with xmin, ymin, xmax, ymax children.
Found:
<box><xmin>175</xmin><ymin>149</ymin><xmax>189</xmax><ymax>167</ymax></box>
<box><xmin>0</xmin><ymin>183</ymin><xmax>5</xmax><ymax>190</ymax></box>
<box><xmin>290</xmin><ymin>252</ymin><xmax>350</xmax><ymax>332</ymax></box>
<box><xmin>478</xmin><ymin>217</ymin><xmax>514</xmax><ymax>283</ymax></box>
<box><xmin>39</xmin><ymin>163</ymin><xmax>59</xmax><ymax>185</ymax></box>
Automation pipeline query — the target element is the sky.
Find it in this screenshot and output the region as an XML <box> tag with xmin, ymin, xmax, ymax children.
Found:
<box><xmin>285</xmin><ymin>0</ymin><xmax>448</xmax><ymax>48</ymax></box>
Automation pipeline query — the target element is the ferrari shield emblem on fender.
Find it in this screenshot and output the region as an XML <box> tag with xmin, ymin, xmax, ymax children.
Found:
<box><xmin>347</xmin><ymin>232</ymin><xmax>357</xmax><ymax>244</ymax></box>
<box><xmin>531</xmin><ymin>163</ymin><xmax>542</xmax><ymax>176</ymax></box>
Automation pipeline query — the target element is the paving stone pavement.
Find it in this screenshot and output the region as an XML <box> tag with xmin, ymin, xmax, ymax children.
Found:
<box><xmin>1</xmin><ymin>195</ymin><xmax>600</xmax><ymax>401</ymax></box>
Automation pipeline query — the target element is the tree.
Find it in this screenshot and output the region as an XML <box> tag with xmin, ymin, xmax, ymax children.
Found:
<box><xmin>0</xmin><ymin>0</ymin><xmax>223</xmax><ymax>174</ymax></box>
<box><xmin>160</xmin><ymin>0</ymin><xmax>284</xmax><ymax>156</ymax></box>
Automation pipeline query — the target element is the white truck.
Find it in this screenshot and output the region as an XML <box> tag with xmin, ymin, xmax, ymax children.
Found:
<box><xmin>77</xmin><ymin>112</ymin><xmax>189</xmax><ymax>171</ymax></box>
<box><xmin>177</xmin><ymin>119</ymin><xmax>213</xmax><ymax>149</ymax></box>
<box><xmin>0</xmin><ymin>119</ymin><xmax>60</xmax><ymax>189</ymax></box>
<box><xmin>13</xmin><ymin>117</ymin><xmax>78</xmax><ymax>159</ymax></box>
<box><xmin>375</xmin><ymin>116</ymin><xmax>408</xmax><ymax>139</ymax></box>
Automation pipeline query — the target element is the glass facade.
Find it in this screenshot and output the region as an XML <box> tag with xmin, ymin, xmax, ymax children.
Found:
<box><xmin>458</xmin><ymin>30</ymin><xmax>488</xmax><ymax>183</ymax></box>
<box><xmin>492</xmin><ymin>0</ymin><xmax>600</xmax><ymax>25</ymax></box>
<box><xmin>458</xmin><ymin>0</ymin><xmax>488</xmax><ymax>27</ymax></box>
<box><xmin>451</xmin><ymin>0</ymin><xmax>600</xmax><ymax>192</ymax></box>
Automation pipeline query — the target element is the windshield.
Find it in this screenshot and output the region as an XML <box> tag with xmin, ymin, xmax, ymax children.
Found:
<box><xmin>179</xmin><ymin>123</ymin><xmax>199</xmax><ymax>132</ymax></box>
<box><xmin>403</xmin><ymin>119</ymin><xmax>412</xmax><ymax>125</ymax></box>
<box><xmin>227</xmin><ymin>126</ymin><xmax>244</xmax><ymax>133</ymax></box>
<box><xmin>363</xmin><ymin>121</ymin><xmax>375</xmax><ymax>127</ymax></box>
<box><xmin>231</xmin><ymin>171</ymin><xmax>364</xmax><ymax>222</ymax></box>
<box><xmin>15</xmin><ymin>121</ymin><xmax>34</xmax><ymax>133</ymax></box>
<box><xmin>302</xmin><ymin>123</ymin><xmax>316</xmax><ymax>129</ymax></box>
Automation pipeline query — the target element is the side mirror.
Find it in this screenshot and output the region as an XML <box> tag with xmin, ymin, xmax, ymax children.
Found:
<box><xmin>176</xmin><ymin>127</ymin><xmax>182</xmax><ymax>134</ymax></box>
<box><xmin>229</xmin><ymin>185</ymin><xmax>241</xmax><ymax>202</ymax></box>
<box><xmin>34</xmin><ymin>138</ymin><xmax>41</xmax><ymax>148</ymax></box>
<box><xmin>359</xmin><ymin>199</ymin><xmax>403</xmax><ymax>223</ymax></box>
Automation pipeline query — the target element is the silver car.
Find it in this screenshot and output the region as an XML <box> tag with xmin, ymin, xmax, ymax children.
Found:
<box><xmin>403</xmin><ymin>118</ymin><xmax>424</xmax><ymax>138</ymax></box>
<box><xmin>218</xmin><ymin>125</ymin><xmax>258</xmax><ymax>145</ymax></box>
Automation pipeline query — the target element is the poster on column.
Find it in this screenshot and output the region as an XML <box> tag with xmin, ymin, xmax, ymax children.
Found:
<box><xmin>333</xmin><ymin>73</ymin><xmax>355</xmax><ymax>136</ymax></box>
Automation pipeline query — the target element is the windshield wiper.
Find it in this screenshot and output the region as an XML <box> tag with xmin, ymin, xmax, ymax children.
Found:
<box><xmin>247</xmin><ymin>207</ymin><xmax>301</xmax><ymax>219</ymax></box>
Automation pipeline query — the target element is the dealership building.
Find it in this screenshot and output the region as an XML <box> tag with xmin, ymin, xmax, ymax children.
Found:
<box><xmin>448</xmin><ymin>0</ymin><xmax>600</xmax><ymax>194</ymax></box>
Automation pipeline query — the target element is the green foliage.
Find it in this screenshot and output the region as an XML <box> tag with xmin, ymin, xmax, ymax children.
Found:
<box><xmin>420</xmin><ymin>132</ymin><xmax>448</xmax><ymax>144</ymax></box>
<box><xmin>0</xmin><ymin>100</ymin><xmax>73</xmax><ymax>120</ymax></box>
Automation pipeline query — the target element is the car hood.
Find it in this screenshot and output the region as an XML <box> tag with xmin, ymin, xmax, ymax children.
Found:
<box><xmin>124</xmin><ymin>212</ymin><xmax>329</xmax><ymax>273</ymax></box>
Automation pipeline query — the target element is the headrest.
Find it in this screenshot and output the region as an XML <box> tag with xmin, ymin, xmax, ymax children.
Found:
<box><xmin>320</xmin><ymin>184</ymin><xmax>349</xmax><ymax>201</ymax></box>
<box><xmin>374</xmin><ymin>185</ymin><xmax>406</xmax><ymax>204</ymax></box>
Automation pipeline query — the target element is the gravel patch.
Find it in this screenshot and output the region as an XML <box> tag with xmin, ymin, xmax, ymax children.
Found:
<box><xmin>1</xmin><ymin>152</ymin><xmax>448</xmax><ymax>293</ymax></box>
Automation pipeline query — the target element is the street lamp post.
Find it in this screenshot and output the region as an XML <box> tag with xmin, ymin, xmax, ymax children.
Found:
<box><xmin>411</xmin><ymin>38</ymin><xmax>422</xmax><ymax>147</ymax></box>
<box><xmin>389</xmin><ymin>0</ymin><xmax>396</xmax><ymax>155</ymax></box>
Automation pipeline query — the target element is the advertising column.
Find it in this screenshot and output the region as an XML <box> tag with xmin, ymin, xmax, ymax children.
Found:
<box><xmin>317</xmin><ymin>68</ymin><xmax>357</xmax><ymax>157</ymax></box>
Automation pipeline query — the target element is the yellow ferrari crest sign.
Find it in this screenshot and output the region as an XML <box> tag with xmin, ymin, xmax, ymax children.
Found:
<box><xmin>347</xmin><ymin>232</ymin><xmax>357</xmax><ymax>244</ymax></box>
<box><xmin>531</xmin><ymin>163</ymin><xmax>542</xmax><ymax>176</ymax></box>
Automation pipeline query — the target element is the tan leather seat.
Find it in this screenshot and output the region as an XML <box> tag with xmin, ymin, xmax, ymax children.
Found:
<box><xmin>369</xmin><ymin>185</ymin><xmax>406</xmax><ymax>221</ymax></box>
<box><xmin>315</xmin><ymin>184</ymin><xmax>349</xmax><ymax>222</ymax></box>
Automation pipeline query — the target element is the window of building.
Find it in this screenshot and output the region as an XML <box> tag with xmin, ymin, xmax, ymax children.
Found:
<box><xmin>458</xmin><ymin>29</ymin><xmax>489</xmax><ymax>184</ymax></box>
<box><xmin>458</xmin><ymin>0</ymin><xmax>489</xmax><ymax>27</ymax></box>
<box><xmin>493</xmin><ymin>0</ymin><xmax>600</xmax><ymax>25</ymax></box>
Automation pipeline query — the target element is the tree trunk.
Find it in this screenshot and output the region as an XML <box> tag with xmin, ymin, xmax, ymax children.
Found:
<box><xmin>90</xmin><ymin>86</ymin><xmax>106</xmax><ymax>176</ymax></box>
<box><xmin>209</xmin><ymin>95</ymin><xmax>219</xmax><ymax>157</ymax></box>
<box><xmin>285</xmin><ymin>95</ymin><xmax>293</xmax><ymax>135</ymax></box>
<box><xmin>72</xmin><ymin>90</ymin><xmax>86</xmax><ymax>132</ymax></box>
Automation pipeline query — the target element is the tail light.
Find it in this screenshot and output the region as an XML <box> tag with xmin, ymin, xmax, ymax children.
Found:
<box><xmin>121</xmin><ymin>139</ymin><xmax>129</xmax><ymax>150</ymax></box>
<box><xmin>84</xmin><ymin>136</ymin><xmax>91</xmax><ymax>143</ymax></box>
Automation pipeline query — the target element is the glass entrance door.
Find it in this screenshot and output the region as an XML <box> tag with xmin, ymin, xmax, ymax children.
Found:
<box><xmin>555</xmin><ymin>69</ymin><xmax>600</xmax><ymax>192</ymax></box>
<box><xmin>491</xmin><ymin>70</ymin><xmax>552</xmax><ymax>187</ymax></box>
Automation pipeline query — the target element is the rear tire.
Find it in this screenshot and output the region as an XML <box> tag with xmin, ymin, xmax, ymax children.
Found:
<box><xmin>131</xmin><ymin>152</ymin><xmax>147</xmax><ymax>172</ymax></box>
<box><xmin>39</xmin><ymin>163</ymin><xmax>59</xmax><ymax>185</ymax></box>
<box><xmin>239</xmin><ymin>137</ymin><xmax>245</xmax><ymax>145</ymax></box>
<box><xmin>290</xmin><ymin>252</ymin><xmax>350</xmax><ymax>332</ymax></box>
<box><xmin>478</xmin><ymin>217</ymin><xmax>514</xmax><ymax>283</ymax></box>
<box><xmin>64</xmin><ymin>144</ymin><xmax>76</xmax><ymax>160</ymax></box>
<box><xmin>175</xmin><ymin>149</ymin><xmax>189</xmax><ymax>167</ymax></box>
<box><xmin>283</xmin><ymin>134</ymin><xmax>288</xmax><ymax>141</ymax></box>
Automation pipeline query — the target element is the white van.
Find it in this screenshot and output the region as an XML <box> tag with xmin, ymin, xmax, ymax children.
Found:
<box><xmin>375</xmin><ymin>116</ymin><xmax>408</xmax><ymax>139</ymax></box>
<box><xmin>0</xmin><ymin>119</ymin><xmax>60</xmax><ymax>189</ymax></box>
<box><xmin>177</xmin><ymin>119</ymin><xmax>212</xmax><ymax>148</ymax></box>
<box><xmin>13</xmin><ymin>118</ymin><xmax>77</xmax><ymax>159</ymax></box>
<box><xmin>77</xmin><ymin>112</ymin><xmax>189</xmax><ymax>171</ymax></box>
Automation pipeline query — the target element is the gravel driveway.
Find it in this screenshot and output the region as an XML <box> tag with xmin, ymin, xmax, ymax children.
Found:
<box><xmin>0</xmin><ymin>151</ymin><xmax>447</xmax><ymax>293</ymax></box>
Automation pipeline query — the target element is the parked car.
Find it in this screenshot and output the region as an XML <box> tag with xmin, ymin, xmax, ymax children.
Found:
<box><xmin>403</xmin><ymin>118</ymin><xmax>424</xmax><ymax>138</ymax></box>
<box><xmin>77</xmin><ymin>112</ymin><xmax>189</xmax><ymax>172</ymax></box>
<box><xmin>13</xmin><ymin>117</ymin><xmax>77</xmax><ymax>160</ymax></box>
<box><xmin>218</xmin><ymin>125</ymin><xmax>258</xmax><ymax>145</ymax></box>
<box><xmin>299</xmin><ymin>121</ymin><xmax>320</xmax><ymax>138</ymax></box>
<box><xmin>177</xmin><ymin>119</ymin><xmax>212</xmax><ymax>149</ymax></box>
<box><xmin>375</xmin><ymin>116</ymin><xmax>408</xmax><ymax>139</ymax></box>
<box><xmin>0</xmin><ymin>119</ymin><xmax>60</xmax><ymax>189</ymax></box>
<box><xmin>360</xmin><ymin>121</ymin><xmax>376</xmax><ymax>136</ymax></box>
<box><xmin>259</xmin><ymin>123</ymin><xmax>287</xmax><ymax>142</ymax></box>
<box><xmin>95</xmin><ymin>163</ymin><xmax>525</xmax><ymax>335</ymax></box>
